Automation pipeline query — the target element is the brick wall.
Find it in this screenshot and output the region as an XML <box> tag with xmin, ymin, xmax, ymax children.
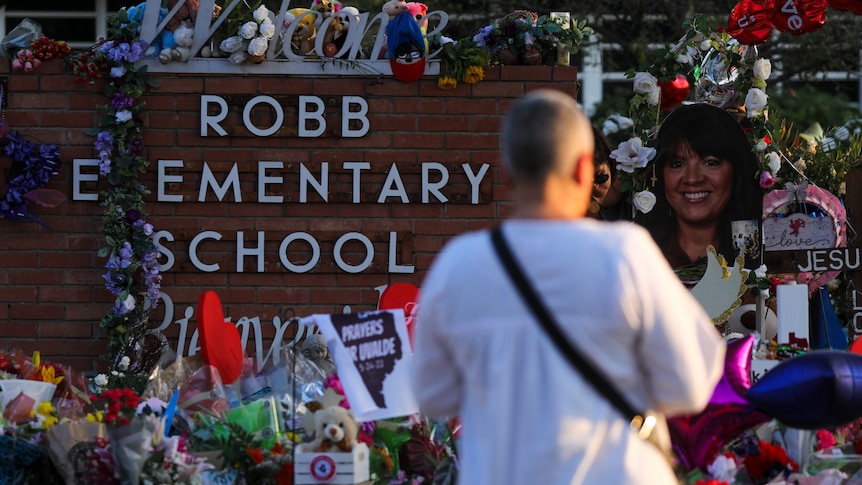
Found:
<box><xmin>0</xmin><ymin>59</ymin><xmax>578</xmax><ymax>371</ymax></box>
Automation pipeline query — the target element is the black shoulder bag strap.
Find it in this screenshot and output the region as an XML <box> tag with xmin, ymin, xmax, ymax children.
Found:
<box><xmin>489</xmin><ymin>225</ymin><xmax>641</xmax><ymax>422</ymax></box>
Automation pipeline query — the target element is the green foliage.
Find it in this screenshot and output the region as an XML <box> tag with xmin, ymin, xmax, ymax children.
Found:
<box><xmin>769</xmin><ymin>85</ymin><xmax>857</xmax><ymax>134</ymax></box>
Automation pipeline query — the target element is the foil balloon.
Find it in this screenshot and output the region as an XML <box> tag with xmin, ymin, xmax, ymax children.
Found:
<box><xmin>715</xmin><ymin>335</ymin><xmax>757</xmax><ymax>404</ymax></box>
<box><xmin>727</xmin><ymin>0</ymin><xmax>774</xmax><ymax>45</ymax></box>
<box><xmin>197</xmin><ymin>290</ymin><xmax>244</xmax><ymax>384</ymax></box>
<box><xmin>378</xmin><ymin>282</ymin><xmax>420</xmax><ymax>347</ymax></box>
<box><xmin>658</xmin><ymin>75</ymin><xmax>691</xmax><ymax>111</ymax></box>
<box><xmin>669</xmin><ymin>403</ymin><xmax>771</xmax><ymax>471</ymax></box>
<box><xmin>746</xmin><ymin>350</ymin><xmax>862</xmax><ymax>429</ymax></box>
<box><xmin>695</xmin><ymin>43</ymin><xmax>757</xmax><ymax>108</ymax></box>
<box><xmin>769</xmin><ymin>0</ymin><xmax>827</xmax><ymax>33</ymax></box>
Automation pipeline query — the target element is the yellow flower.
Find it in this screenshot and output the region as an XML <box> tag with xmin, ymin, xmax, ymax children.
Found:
<box><xmin>44</xmin><ymin>416</ymin><xmax>58</xmax><ymax>428</ymax></box>
<box><xmin>36</xmin><ymin>401</ymin><xmax>54</xmax><ymax>416</ymax></box>
<box><xmin>40</xmin><ymin>365</ymin><xmax>64</xmax><ymax>385</ymax></box>
<box><xmin>464</xmin><ymin>65</ymin><xmax>485</xmax><ymax>84</ymax></box>
<box><xmin>437</xmin><ymin>76</ymin><xmax>457</xmax><ymax>90</ymax></box>
<box><xmin>85</xmin><ymin>411</ymin><xmax>104</xmax><ymax>423</ymax></box>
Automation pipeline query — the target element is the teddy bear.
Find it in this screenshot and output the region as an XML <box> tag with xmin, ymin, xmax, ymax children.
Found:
<box><xmin>298</xmin><ymin>404</ymin><xmax>359</xmax><ymax>453</ymax></box>
<box><xmin>165</xmin><ymin>0</ymin><xmax>199</xmax><ymax>32</ymax></box>
<box><xmin>160</xmin><ymin>21</ymin><xmax>194</xmax><ymax>63</ymax></box>
<box><xmin>126</xmin><ymin>2</ymin><xmax>176</xmax><ymax>58</ymax></box>
<box><xmin>284</xmin><ymin>8</ymin><xmax>317</xmax><ymax>56</ymax></box>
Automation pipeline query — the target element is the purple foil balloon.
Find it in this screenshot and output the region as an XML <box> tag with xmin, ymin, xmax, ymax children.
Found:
<box><xmin>710</xmin><ymin>335</ymin><xmax>756</xmax><ymax>406</ymax></box>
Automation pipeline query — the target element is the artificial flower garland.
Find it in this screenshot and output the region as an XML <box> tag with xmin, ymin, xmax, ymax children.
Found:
<box><xmin>68</xmin><ymin>8</ymin><xmax>164</xmax><ymax>373</ymax></box>
<box><xmin>0</xmin><ymin>124</ymin><xmax>65</xmax><ymax>226</ymax></box>
<box><xmin>608</xmin><ymin>15</ymin><xmax>778</xmax><ymax>215</ymax></box>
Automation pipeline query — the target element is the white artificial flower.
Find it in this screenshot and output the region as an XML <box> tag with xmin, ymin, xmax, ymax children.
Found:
<box><xmin>708</xmin><ymin>454</ymin><xmax>739</xmax><ymax>482</ymax></box>
<box><xmin>612</xmin><ymin>114</ymin><xmax>634</xmax><ymax>130</ymax></box>
<box><xmin>745</xmin><ymin>88</ymin><xmax>768</xmax><ymax>117</ymax></box>
<box><xmin>834</xmin><ymin>126</ymin><xmax>851</xmax><ymax>141</ymax></box>
<box><xmin>700</xmin><ymin>39</ymin><xmax>712</xmax><ymax>51</ymax></box>
<box><xmin>110</xmin><ymin>66</ymin><xmax>126</xmax><ymax>78</ymax></box>
<box><xmin>259</xmin><ymin>18</ymin><xmax>276</xmax><ymax>39</ymax></box>
<box><xmin>633</xmin><ymin>72</ymin><xmax>660</xmax><ymax>106</ymax></box>
<box><xmin>219</xmin><ymin>36</ymin><xmax>244</xmax><ymax>53</ymax></box>
<box><xmin>632</xmin><ymin>190</ymin><xmax>657</xmax><ymax>214</ymax></box>
<box><xmin>675</xmin><ymin>53</ymin><xmax>690</xmax><ymax>65</ymax></box>
<box><xmin>115</xmin><ymin>110</ymin><xmax>132</xmax><ymax>124</ymax></box>
<box><xmin>248</xmin><ymin>36</ymin><xmax>268</xmax><ymax>56</ymax></box>
<box><xmin>240</xmin><ymin>21</ymin><xmax>259</xmax><ymax>40</ymax></box>
<box><xmin>754</xmin><ymin>264</ymin><xmax>767</xmax><ymax>279</ymax></box>
<box><xmin>253</xmin><ymin>5</ymin><xmax>270</xmax><ymax>23</ymax></box>
<box><xmin>765</xmin><ymin>151</ymin><xmax>781</xmax><ymax>173</ymax></box>
<box><xmin>94</xmin><ymin>373</ymin><xmax>109</xmax><ymax>387</ymax></box>
<box><xmin>610</xmin><ymin>137</ymin><xmax>656</xmax><ymax>173</ymax></box>
<box><xmin>119</xmin><ymin>355</ymin><xmax>131</xmax><ymax>371</ymax></box>
<box><xmin>755</xmin><ymin>140</ymin><xmax>768</xmax><ymax>152</ymax></box>
<box><xmin>753</xmin><ymin>58</ymin><xmax>771</xmax><ymax>81</ymax></box>
<box><xmin>602</xmin><ymin>119</ymin><xmax>618</xmax><ymax>136</ymax></box>
<box><xmin>122</xmin><ymin>294</ymin><xmax>135</xmax><ymax>313</ymax></box>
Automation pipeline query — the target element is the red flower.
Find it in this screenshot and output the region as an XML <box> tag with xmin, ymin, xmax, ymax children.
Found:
<box><xmin>247</xmin><ymin>447</ymin><xmax>265</xmax><ymax>465</ymax></box>
<box><xmin>743</xmin><ymin>440</ymin><xmax>798</xmax><ymax>480</ymax></box>
<box><xmin>696</xmin><ymin>480</ymin><xmax>729</xmax><ymax>485</ymax></box>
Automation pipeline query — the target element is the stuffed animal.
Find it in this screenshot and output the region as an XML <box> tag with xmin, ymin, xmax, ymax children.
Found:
<box><xmin>161</xmin><ymin>21</ymin><xmax>194</xmax><ymax>63</ymax></box>
<box><xmin>386</xmin><ymin>10</ymin><xmax>426</xmax><ymax>82</ymax></box>
<box><xmin>165</xmin><ymin>0</ymin><xmax>199</xmax><ymax>32</ymax></box>
<box><xmin>383</xmin><ymin>0</ymin><xmax>408</xmax><ymax>19</ymax></box>
<box><xmin>406</xmin><ymin>2</ymin><xmax>428</xmax><ymax>53</ymax></box>
<box><xmin>311</xmin><ymin>0</ymin><xmax>341</xmax><ymax>17</ymax></box>
<box><xmin>284</xmin><ymin>8</ymin><xmax>316</xmax><ymax>56</ymax></box>
<box><xmin>298</xmin><ymin>405</ymin><xmax>359</xmax><ymax>453</ymax></box>
<box><xmin>126</xmin><ymin>3</ymin><xmax>176</xmax><ymax>58</ymax></box>
<box><xmin>331</xmin><ymin>6</ymin><xmax>359</xmax><ymax>51</ymax></box>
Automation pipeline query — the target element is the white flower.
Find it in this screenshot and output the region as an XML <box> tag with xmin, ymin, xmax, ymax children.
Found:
<box><xmin>753</xmin><ymin>58</ymin><xmax>771</xmax><ymax>81</ymax></box>
<box><xmin>110</xmin><ymin>66</ymin><xmax>126</xmax><ymax>78</ymax></box>
<box><xmin>794</xmin><ymin>158</ymin><xmax>807</xmax><ymax>172</ymax></box>
<box><xmin>745</xmin><ymin>88</ymin><xmax>768</xmax><ymax>117</ymax></box>
<box><xmin>610</xmin><ymin>137</ymin><xmax>656</xmax><ymax>173</ymax></box>
<box><xmin>122</xmin><ymin>294</ymin><xmax>135</xmax><ymax>313</ymax></box>
<box><xmin>240</xmin><ymin>21</ymin><xmax>259</xmax><ymax>40</ymax></box>
<box><xmin>754</xmin><ymin>264</ymin><xmax>767</xmax><ymax>279</ymax></box>
<box><xmin>755</xmin><ymin>140</ymin><xmax>768</xmax><ymax>152</ymax></box>
<box><xmin>765</xmin><ymin>151</ymin><xmax>781</xmax><ymax>173</ymax></box>
<box><xmin>632</xmin><ymin>190</ymin><xmax>657</xmax><ymax>214</ymax></box>
<box><xmin>259</xmin><ymin>18</ymin><xmax>276</xmax><ymax>39</ymax></box>
<box><xmin>675</xmin><ymin>53</ymin><xmax>690</xmax><ymax>65</ymax></box>
<box><xmin>834</xmin><ymin>126</ymin><xmax>851</xmax><ymax>141</ymax></box>
<box><xmin>612</xmin><ymin>114</ymin><xmax>634</xmax><ymax>130</ymax></box>
<box><xmin>633</xmin><ymin>72</ymin><xmax>660</xmax><ymax>106</ymax></box>
<box><xmin>601</xmin><ymin>119</ymin><xmax>618</xmax><ymax>136</ymax></box>
<box><xmin>219</xmin><ymin>36</ymin><xmax>244</xmax><ymax>53</ymax></box>
<box><xmin>94</xmin><ymin>373</ymin><xmax>109</xmax><ymax>387</ymax></box>
<box><xmin>700</xmin><ymin>39</ymin><xmax>712</xmax><ymax>51</ymax></box>
<box><xmin>115</xmin><ymin>110</ymin><xmax>132</xmax><ymax>124</ymax></box>
<box><xmin>248</xmin><ymin>36</ymin><xmax>268</xmax><ymax>56</ymax></box>
<box><xmin>119</xmin><ymin>355</ymin><xmax>131</xmax><ymax>371</ymax></box>
<box><xmin>708</xmin><ymin>454</ymin><xmax>739</xmax><ymax>482</ymax></box>
<box><xmin>253</xmin><ymin>5</ymin><xmax>270</xmax><ymax>23</ymax></box>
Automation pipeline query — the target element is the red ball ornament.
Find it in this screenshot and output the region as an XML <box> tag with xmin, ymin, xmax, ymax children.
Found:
<box><xmin>769</xmin><ymin>0</ymin><xmax>827</xmax><ymax>34</ymax></box>
<box><xmin>658</xmin><ymin>75</ymin><xmax>690</xmax><ymax>111</ymax></box>
<box><xmin>727</xmin><ymin>0</ymin><xmax>774</xmax><ymax>45</ymax></box>
<box><xmin>323</xmin><ymin>42</ymin><xmax>339</xmax><ymax>58</ymax></box>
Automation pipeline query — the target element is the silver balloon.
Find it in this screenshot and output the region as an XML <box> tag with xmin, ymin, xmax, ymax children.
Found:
<box><xmin>695</xmin><ymin>42</ymin><xmax>757</xmax><ymax>108</ymax></box>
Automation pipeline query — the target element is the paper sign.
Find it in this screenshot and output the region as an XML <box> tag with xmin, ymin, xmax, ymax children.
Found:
<box><xmin>303</xmin><ymin>309</ymin><xmax>419</xmax><ymax>421</ymax></box>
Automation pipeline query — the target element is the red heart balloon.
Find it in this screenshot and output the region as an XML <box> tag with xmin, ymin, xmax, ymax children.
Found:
<box><xmin>769</xmin><ymin>0</ymin><xmax>827</xmax><ymax>33</ymax></box>
<box><xmin>658</xmin><ymin>75</ymin><xmax>691</xmax><ymax>111</ymax></box>
<box><xmin>197</xmin><ymin>291</ymin><xmax>244</xmax><ymax>384</ymax></box>
<box><xmin>378</xmin><ymin>283</ymin><xmax>421</xmax><ymax>347</ymax></box>
<box><xmin>727</xmin><ymin>0</ymin><xmax>775</xmax><ymax>45</ymax></box>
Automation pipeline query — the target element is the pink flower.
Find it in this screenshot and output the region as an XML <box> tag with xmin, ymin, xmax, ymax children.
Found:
<box><xmin>759</xmin><ymin>170</ymin><xmax>775</xmax><ymax>189</ymax></box>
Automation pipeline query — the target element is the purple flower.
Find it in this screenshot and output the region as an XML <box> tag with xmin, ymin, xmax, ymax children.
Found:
<box><xmin>126</xmin><ymin>209</ymin><xmax>141</xmax><ymax>222</ymax></box>
<box><xmin>111</xmin><ymin>93</ymin><xmax>134</xmax><ymax>110</ymax></box>
<box><xmin>129</xmin><ymin>137</ymin><xmax>144</xmax><ymax>156</ymax></box>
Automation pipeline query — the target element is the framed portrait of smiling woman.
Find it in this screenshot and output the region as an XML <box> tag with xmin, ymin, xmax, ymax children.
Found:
<box><xmin>636</xmin><ymin>103</ymin><xmax>764</xmax><ymax>277</ymax></box>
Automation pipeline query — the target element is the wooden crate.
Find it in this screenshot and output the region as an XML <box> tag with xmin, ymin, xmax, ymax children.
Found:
<box><xmin>294</xmin><ymin>443</ymin><xmax>370</xmax><ymax>484</ymax></box>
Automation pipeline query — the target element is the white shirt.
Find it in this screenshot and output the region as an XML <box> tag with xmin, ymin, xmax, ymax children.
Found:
<box><xmin>411</xmin><ymin>220</ymin><xmax>725</xmax><ymax>485</ymax></box>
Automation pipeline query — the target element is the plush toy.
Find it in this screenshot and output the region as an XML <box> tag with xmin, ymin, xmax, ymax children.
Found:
<box><xmin>298</xmin><ymin>405</ymin><xmax>359</xmax><ymax>453</ymax></box>
<box><xmin>163</xmin><ymin>21</ymin><xmax>194</xmax><ymax>63</ymax></box>
<box><xmin>383</xmin><ymin>0</ymin><xmax>409</xmax><ymax>19</ymax></box>
<box><xmin>165</xmin><ymin>0</ymin><xmax>199</xmax><ymax>32</ymax></box>
<box><xmin>311</xmin><ymin>0</ymin><xmax>342</xmax><ymax>17</ymax></box>
<box><xmin>126</xmin><ymin>3</ymin><xmax>176</xmax><ymax>58</ymax></box>
<box><xmin>386</xmin><ymin>10</ymin><xmax>426</xmax><ymax>81</ymax></box>
<box><xmin>406</xmin><ymin>2</ymin><xmax>429</xmax><ymax>53</ymax></box>
<box><xmin>331</xmin><ymin>6</ymin><xmax>360</xmax><ymax>51</ymax></box>
<box><xmin>284</xmin><ymin>8</ymin><xmax>316</xmax><ymax>56</ymax></box>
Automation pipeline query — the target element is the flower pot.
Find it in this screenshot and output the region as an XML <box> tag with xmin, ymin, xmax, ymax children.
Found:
<box><xmin>0</xmin><ymin>379</ymin><xmax>57</xmax><ymax>411</ymax></box>
<box><xmin>498</xmin><ymin>49</ymin><xmax>520</xmax><ymax>65</ymax></box>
